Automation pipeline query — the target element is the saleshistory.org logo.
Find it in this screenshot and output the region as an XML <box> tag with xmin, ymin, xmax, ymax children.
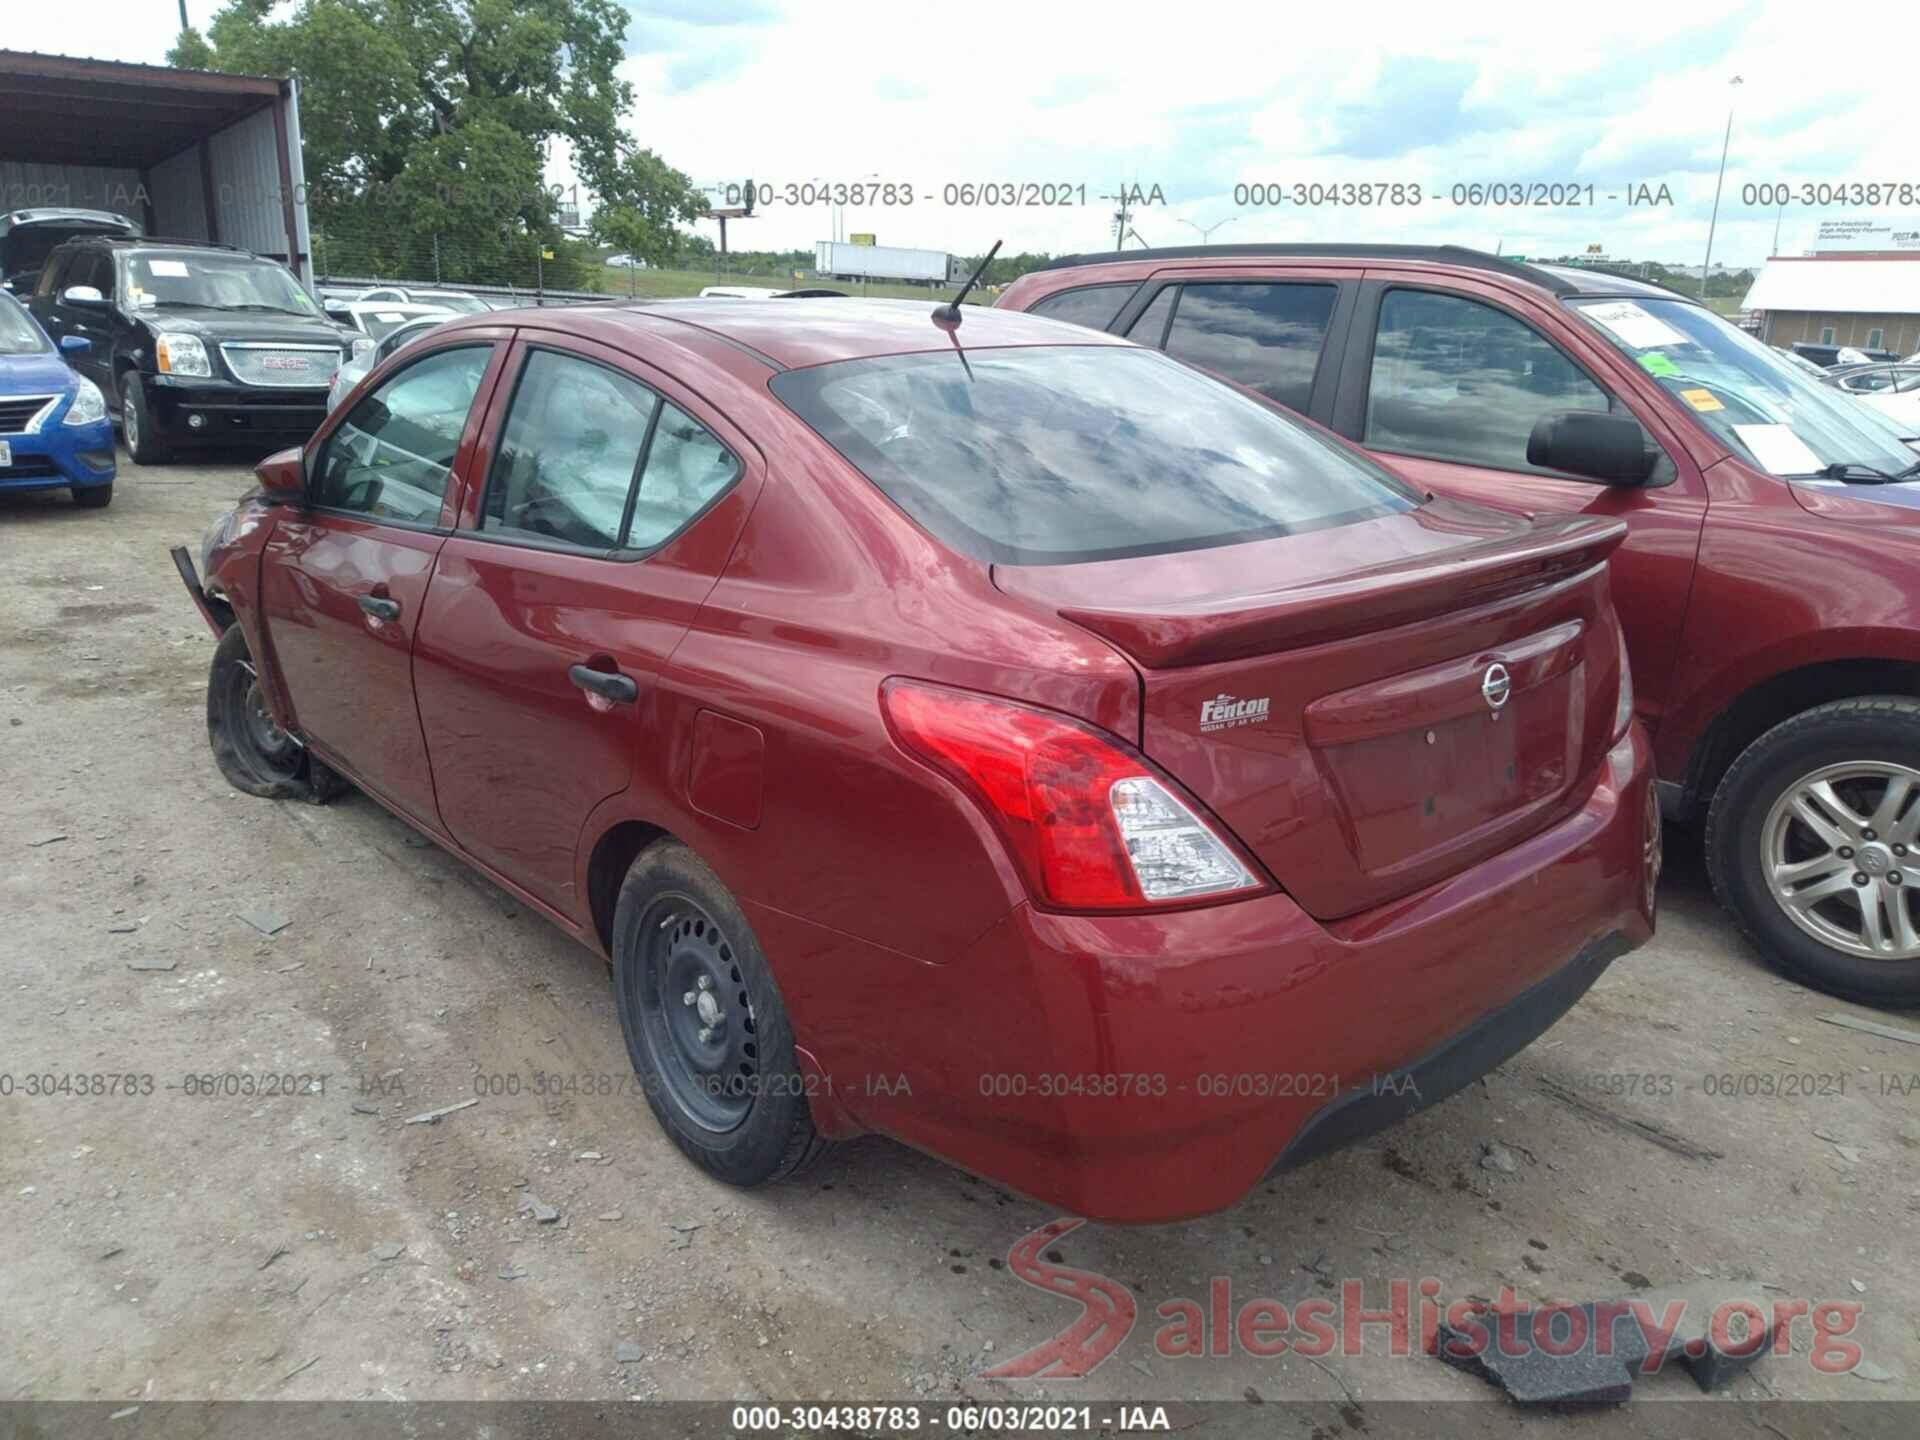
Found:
<box><xmin>981</xmin><ymin>1219</ymin><xmax>1869</xmax><ymax>1381</ymax></box>
<box><xmin>980</xmin><ymin>1220</ymin><xmax>1138</xmax><ymax>1379</ymax></box>
<box><xmin>1199</xmin><ymin>693</ymin><xmax>1271</xmax><ymax>734</ymax></box>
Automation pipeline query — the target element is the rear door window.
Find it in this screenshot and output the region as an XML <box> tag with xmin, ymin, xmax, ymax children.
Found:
<box><xmin>1027</xmin><ymin>283</ymin><xmax>1137</xmax><ymax>332</ymax></box>
<box><xmin>482</xmin><ymin>350</ymin><xmax>659</xmax><ymax>549</ymax></box>
<box><xmin>1365</xmin><ymin>289</ymin><xmax>1609</xmax><ymax>473</ymax></box>
<box><xmin>1161</xmin><ymin>282</ymin><xmax>1337</xmax><ymax>410</ymax></box>
<box><xmin>771</xmin><ymin>344</ymin><xmax>1415</xmax><ymax>565</ymax></box>
<box><xmin>479</xmin><ymin>349</ymin><xmax>741</xmax><ymax>553</ymax></box>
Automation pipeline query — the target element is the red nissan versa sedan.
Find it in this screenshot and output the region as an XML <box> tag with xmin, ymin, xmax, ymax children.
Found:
<box><xmin>171</xmin><ymin>297</ymin><xmax>1656</xmax><ymax>1223</ymax></box>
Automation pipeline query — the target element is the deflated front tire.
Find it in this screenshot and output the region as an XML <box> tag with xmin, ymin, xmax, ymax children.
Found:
<box><xmin>205</xmin><ymin>624</ymin><xmax>340</xmax><ymax>802</ymax></box>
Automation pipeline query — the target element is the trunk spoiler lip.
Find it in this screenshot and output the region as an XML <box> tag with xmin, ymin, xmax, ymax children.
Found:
<box><xmin>1041</xmin><ymin>514</ymin><xmax>1628</xmax><ymax>670</ymax></box>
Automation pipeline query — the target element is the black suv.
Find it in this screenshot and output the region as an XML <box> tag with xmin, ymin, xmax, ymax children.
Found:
<box><xmin>0</xmin><ymin>208</ymin><xmax>139</xmax><ymax>295</ymax></box>
<box><xmin>28</xmin><ymin>237</ymin><xmax>364</xmax><ymax>463</ymax></box>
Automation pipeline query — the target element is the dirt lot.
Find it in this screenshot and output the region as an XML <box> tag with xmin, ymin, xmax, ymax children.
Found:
<box><xmin>3</xmin><ymin>455</ymin><xmax>1917</xmax><ymax>1428</ymax></box>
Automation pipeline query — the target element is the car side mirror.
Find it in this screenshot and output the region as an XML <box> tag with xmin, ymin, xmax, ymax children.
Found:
<box><xmin>254</xmin><ymin>447</ymin><xmax>307</xmax><ymax>505</ymax></box>
<box><xmin>61</xmin><ymin>285</ymin><xmax>108</xmax><ymax>309</ymax></box>
<box><xmin>59</xmin><ymin>334</ymin><xmax>91</xmax><ymax>355</ymax></box>
<box><xmin>1526</xmin><ymin>411</ymin><xmax>1658</xmax><ymax>486</ymax></box>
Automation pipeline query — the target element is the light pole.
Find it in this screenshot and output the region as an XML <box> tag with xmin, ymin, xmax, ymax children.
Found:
<box><xmin>1178</xmin><ymin>216</ymin><xmax>1239</xmax><ymax>244</ymax></box>
<box><xmin>1701</xmin><ymin>74</ymin><xmax>1743</xmax><ymax>299</ymax></box>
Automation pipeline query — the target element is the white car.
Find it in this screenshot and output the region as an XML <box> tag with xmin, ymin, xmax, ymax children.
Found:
<box><xmin>327</xmin><ymin>311</ymin><xmax>453</xmax><ymax>413</ymax></box>
<box><xmin>355</xmin><ymin>285</ymin><xmax>490</xmax><ymax>315</ymax></box>
<box><xmin>1856</xmin><ymin>384</ymin><xmax>1920</xmax><ymax>440</ymax></box>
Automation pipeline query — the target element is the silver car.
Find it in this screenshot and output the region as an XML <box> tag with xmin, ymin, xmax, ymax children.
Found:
<box><xmin>326</xmin><ymin>309</ymin><xmax>454</xmax><ymax>412</ymax></box>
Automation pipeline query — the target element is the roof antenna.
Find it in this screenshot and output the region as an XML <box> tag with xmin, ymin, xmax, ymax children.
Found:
<box><xmin>933</xmin><ymin>240</ymin><xmax>1000</xmax><ymax>329</ymax></box>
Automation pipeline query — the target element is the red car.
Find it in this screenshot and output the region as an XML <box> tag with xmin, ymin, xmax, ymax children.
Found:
<box><xmin>1001</xmin><ymin>245</ymin><xmax>1920</xmax><ymax>1006</ymax></box>
<box><xmin>173</xmin><ymin>297</ymin><xmax>1654</xmax><ymax>1223</ymax></box>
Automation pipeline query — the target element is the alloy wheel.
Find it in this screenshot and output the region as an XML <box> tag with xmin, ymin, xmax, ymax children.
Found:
<box><xmin>1763</xmin><ymin>760</ymin><xmax>1920</xmax><ymax>960</ymax></box>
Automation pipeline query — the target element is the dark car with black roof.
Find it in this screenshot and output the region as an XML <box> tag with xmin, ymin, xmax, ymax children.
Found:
<box><xmin>1000</xmin><ymin>243</ymin><xmax>1920</xmax><ymax>1007</ymax></box>
<box><xmin>28</xmin><ymin>235</ymin><xmax>365</xmax><ymax>463</ymax></box>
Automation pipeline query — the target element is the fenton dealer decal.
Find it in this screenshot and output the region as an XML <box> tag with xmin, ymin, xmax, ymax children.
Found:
<box><xmin>1199</xmin><ymin>694</ymin><xmax>1271</xmax><ymax>734</ymax></box>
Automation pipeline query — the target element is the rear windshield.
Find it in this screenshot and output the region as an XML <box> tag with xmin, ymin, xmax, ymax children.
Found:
<box><xmin>770</xmin><ymin>344</ymin><xmax>1417</xmax><ymax>564</ymax></box>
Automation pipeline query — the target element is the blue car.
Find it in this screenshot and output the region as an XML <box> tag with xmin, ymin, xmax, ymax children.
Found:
<box><xmin>0</xmin><ymin>288</ymin><xmax>116</xmax><ymax>507</ymax></box>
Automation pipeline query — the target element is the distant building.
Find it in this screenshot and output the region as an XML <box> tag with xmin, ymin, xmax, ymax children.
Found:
<box><xmin>1741</xmin><ymin>254</ymin><xmax>1920</xmax><ymax>355</ymax></box>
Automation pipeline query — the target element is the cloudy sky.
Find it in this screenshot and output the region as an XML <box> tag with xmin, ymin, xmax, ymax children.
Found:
<box><xmin>16</xmin><ymin>0</ymin><xmax>1919</xmax><ymax>266</ymax></box>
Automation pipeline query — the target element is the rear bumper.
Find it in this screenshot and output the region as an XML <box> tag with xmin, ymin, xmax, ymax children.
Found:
<box><xmin>147</xmin><ymin>375</ymin><xmax>329</xmax><ymax>445</ymax></box>
<box><xmin>0</xmin><ymin>414</ymin><xmax>116</xmax><ymax>491</ymax></box>
<box><xmin>770</xmin><ymin>724</ymin><xmax>1656</xmax><ymax>1224</ymax></box>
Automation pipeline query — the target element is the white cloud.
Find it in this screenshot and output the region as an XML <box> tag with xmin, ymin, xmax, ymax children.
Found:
<box><xmin>14</xmin><ymin>0</ymin><xmax>1920</xmax><ymax>267</ymax></box>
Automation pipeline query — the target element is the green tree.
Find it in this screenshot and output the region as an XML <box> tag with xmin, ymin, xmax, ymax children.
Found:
<box><xmin>187</xmin><ymin>0</ymin><xmax>675</xmax><ymax>286</ymax></box>
<box><xmin>590</xmin><ymin>147</ymin><xmax>708</xmax><ymax>269</ymax></box>
<box><xmin>167</xmin><ymin>29</ymin><xmax>216</xmax><ymax>68</ymax></box>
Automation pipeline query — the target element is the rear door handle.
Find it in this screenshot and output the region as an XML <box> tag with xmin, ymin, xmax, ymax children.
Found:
<box><xmin>568</xmin><ymin>664</ymin><xmax>638</xmax><ymax>704</ymax></box>
<box><xmin>357</xmin><ymin>594</ymin><xmax>401</xmax><ymax>621</ymax></box>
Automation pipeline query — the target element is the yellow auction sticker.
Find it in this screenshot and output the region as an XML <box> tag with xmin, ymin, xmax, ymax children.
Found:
<box><xmin>1680</xmin><ymin>388</ymin><xmax>1724</xmax><ymax>412</ymax></box>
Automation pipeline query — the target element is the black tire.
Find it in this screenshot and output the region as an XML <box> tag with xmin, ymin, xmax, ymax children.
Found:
<box><xmin>71</xmin><ymin>484</ymin><xmax>113</xmax><ymax>508</ymax></box>
<box><xmin>1707</xmin><ymin>696</ymin><xmax>1920</xmax><ymax>1007</ymax></box>
<box><xmin>122</xmin><ymin>377</ymin><xmax>170</xmax><ymax>466</ymax></box>
<box><xmin>206</xmin><ymin>624</ymin><xmax>331</xmax><ymax>802</ymax></box>
<box><xmin>611</xmin><ymin>840</ymin><xmax>826</xmax><ymax>1186</ymax></box>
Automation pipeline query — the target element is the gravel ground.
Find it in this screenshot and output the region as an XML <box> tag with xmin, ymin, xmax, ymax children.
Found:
<box><xmin>3</xmin><ymin>455</ymin><xmax>1917</xmax><ymax>1427</ymax></box>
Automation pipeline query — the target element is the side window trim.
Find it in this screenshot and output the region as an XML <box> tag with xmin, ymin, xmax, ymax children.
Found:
<box><xmin>467</xmin><ymin>341</ymin><xmax>743</xmax><ymax>562</ymax></box>
<box><xmin>1336</xmin><ymin>279</ymin><xmax>1675</xmax><ymax>487</ymax></box>
<box><xmin>305</xmin><ymin>340</ymin><xmax>498</xmax><ymax>527</ymax></box>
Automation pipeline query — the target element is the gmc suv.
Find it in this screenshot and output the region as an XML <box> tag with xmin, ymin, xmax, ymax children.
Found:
<box><xmin>29</xmin><ymin>236</ymin><xmax>364</xmax><ymax>464</ymax></box>
<box><xmin>1001</xmin><ymin>244</ymin><xmax>1920</xmax><ymax>1005</ymax></box>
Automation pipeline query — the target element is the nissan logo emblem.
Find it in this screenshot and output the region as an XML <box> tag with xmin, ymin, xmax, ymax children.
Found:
<box><xmin>1482</xmin><ymin>663</ymin><xmax>1512</xmax><ymax>711</ymax></box>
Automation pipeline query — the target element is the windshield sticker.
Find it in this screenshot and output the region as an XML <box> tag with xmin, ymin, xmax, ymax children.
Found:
<box><xmin>375</xmin><ymin>312</ymin><xmax>405</xmax><ymax>322</ymax></box>
<box><xmin>1679</xmin><ymin>388</ymin><xmax>1724</xmax><ymax>412</ymax></box>
<box><xmin>1638</xmin><ymin>351</ymin><xmax>1680</xmax><ymax>377</ymax></box>
<box><xmin>1734</xmin><ymin>423</ymin><xmax>1823</xmax><ymax>476</ymax></box>
<box><xmin>1583</xmin><ymin>300</ymin><xmax>1689</xmax><ymax>350</ymax></box>
<box><xmin>147</xmin><ymin>259</ymin><xmax>191</xmax><ymax>278</ymax></box>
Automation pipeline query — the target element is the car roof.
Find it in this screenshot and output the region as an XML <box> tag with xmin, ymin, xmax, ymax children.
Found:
<box><xmin>85</xmin><ymin>236</ymin><xmax>248</xmax><ymax>255</ymax></box>
<box><xmin>1033</xmin><ymin>243</ymin><xmax>1700</xmax><ymax>304</ymax></box>
<box><xmin>347</xmin><ymin>301</ymin><xmax>454</xmax><ymax>317</ymax></box>
<box><xmin>491</xmin><ymin>296</ymin><xmax>1132</xmax><ymax>371</ymax></box>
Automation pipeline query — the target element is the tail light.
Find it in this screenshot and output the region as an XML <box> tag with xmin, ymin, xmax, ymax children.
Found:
<box><xmin>881</xmin><ymin>679</ymin><xmax>1267</xmax><ymax>911</ymax></box>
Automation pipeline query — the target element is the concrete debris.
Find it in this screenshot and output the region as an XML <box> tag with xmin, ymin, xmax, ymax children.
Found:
<box><xmin>403</xmin><ymin>1099</ymin><xmax>479</xmax><ymax>1125</ymax></box>
<box><xmin>237</xmin><ymin>908</ymin><xmax>292</xmax><ymax>936</ymax></box>
<box><xmin>1435</xmin><ymin>1284</ymin><xmax>1780</xmax><ymax>1405</ymax></box>
<box><xmin>1480</xmin><ymin>1142</ymin><xmax>1520</xmax><ymax>1173</ymax></box>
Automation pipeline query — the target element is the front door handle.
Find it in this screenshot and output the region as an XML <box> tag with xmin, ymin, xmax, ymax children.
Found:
<box><xmin>568</xmin><ymin>664</ymin><xmax>638</xmax><ymax>704</ymax></box>
<box><xmin>357</xmin><ymin>594</ymin><xmax>401</xmax><ymax>621</ymax></box>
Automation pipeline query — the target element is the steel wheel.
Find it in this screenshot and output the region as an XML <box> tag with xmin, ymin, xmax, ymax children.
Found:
<box><xmin>1763</xmin><ymin>760</ymin><xmax>1920</xmax><ymax>961</ymax></box>
<box><xmin>632</xmin><ymin>894</ymin><xmax>759</xmax><ymax>1133</ymax></box>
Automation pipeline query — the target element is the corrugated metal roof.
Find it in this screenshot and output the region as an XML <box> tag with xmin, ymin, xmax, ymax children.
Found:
<box><xmin>1743</xmin><ymin>258</ymin><xmax>1920</xmax><ymax>316</ymax></box>
<box><xmin>0</xmin><ymin>49</ymin><xmax>282</xmax><ymax>169</ymax></box>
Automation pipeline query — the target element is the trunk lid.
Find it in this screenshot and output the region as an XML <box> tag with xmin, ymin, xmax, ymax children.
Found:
<box><xmin>993</xmin><ymin>499</ymin><xmax>1628</xmax><ymax>919</ymax></box>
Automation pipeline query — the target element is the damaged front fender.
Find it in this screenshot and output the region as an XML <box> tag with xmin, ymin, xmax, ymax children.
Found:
<box><xmin>169</xmin><ymin>545</ymin><xmax>233</xmax><ymax>639</ymax></box>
